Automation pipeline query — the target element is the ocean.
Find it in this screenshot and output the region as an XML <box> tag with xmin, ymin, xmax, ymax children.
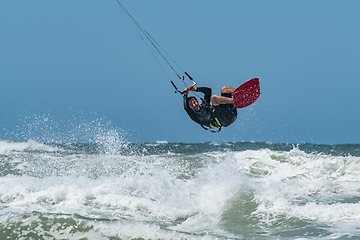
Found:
<box><xmin>1</xmin><ymin>139</ymin><xmax>360</xmax><ymax>239</ymax></box>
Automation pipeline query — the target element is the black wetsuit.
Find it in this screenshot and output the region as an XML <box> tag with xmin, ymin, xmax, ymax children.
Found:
<box><xmin>183</xmin><ymin>87</ymin><xmax>237</xmax><ymax>129</ymax></box>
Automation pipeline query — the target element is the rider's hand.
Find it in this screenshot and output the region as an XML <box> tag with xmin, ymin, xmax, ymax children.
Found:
<box><xmin>182</xmin><ymin>85</ymin><xmax>196</xmax><ymax>95</ymax></box>
<box><xmin>188</xmin><ymin>85</ymin><xmax>196</xmax><ymax>91</ymax></box>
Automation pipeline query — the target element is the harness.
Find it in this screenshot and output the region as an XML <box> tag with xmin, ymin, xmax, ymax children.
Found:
<box><xmin>201</xmin><ymin>118</ymin><xmax>224</xmax><ymax>133</ymax></box>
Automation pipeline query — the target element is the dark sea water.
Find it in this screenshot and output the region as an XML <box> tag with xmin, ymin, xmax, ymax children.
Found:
<box><xmin>1</xmin><ymin>140</ymin><xmax>360</xmax><ymax>239</ymax></box>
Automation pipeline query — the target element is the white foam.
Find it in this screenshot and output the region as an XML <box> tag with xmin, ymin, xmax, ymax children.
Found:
<box><xmin>0</xmin><ymin>139</ymin><xmax>59</xmax><ymax>153</ymax></box>
<box><xmin>1</xmin><ymin>145</ymin><xmax>360</xmax><ymax>238</ymax></box>
<box><xmin>228</xmin><ymin>147</ymin><xmax>360</xmax><ymax>234</ymax></box>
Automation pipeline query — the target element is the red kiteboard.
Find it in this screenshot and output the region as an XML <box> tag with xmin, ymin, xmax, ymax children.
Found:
<box><xmin>233</xmin><ymin>78</ymin><xmax>260</xmax><ymax>109</ymax></box>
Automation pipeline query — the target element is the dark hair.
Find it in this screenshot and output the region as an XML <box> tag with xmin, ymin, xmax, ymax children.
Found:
<box><xmin>187</xmin><ymin>96</ymin><xmax>197</xmax><ymax>103</ymax></box>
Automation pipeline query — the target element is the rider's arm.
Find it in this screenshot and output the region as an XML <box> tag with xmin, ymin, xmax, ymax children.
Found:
<box><xmin>194</xmin><ymin>87</ymin><xmax>212</xmax><ymax>106</ymax></box>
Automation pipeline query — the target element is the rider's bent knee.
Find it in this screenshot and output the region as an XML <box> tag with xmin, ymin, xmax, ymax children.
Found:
<box><xmin>221</xmin><ymin>86</ymin><xmax>231</xmax><ymax>93</ymax></box>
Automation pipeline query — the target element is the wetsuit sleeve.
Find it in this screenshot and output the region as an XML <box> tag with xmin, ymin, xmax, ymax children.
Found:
<box><xmin>195</xmin><ymin>87</ymin><xmax>212</xmax><ymax>106</ymax></box>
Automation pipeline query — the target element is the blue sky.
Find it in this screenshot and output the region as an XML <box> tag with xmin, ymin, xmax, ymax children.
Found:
<box><xmin>1</xmin><ymin>0</ymin><xmax>360</xmax><ymax>144</ymax></box>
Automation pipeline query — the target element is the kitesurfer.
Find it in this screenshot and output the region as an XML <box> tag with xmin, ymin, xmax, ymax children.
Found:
<box><xmin>183</xmin><ymin>85</ymin><xmax>237</xmax><ymax>131</ymax></box>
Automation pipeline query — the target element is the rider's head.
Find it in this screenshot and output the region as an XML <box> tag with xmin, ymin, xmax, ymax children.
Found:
<box><xmin>187</xmin><ymin>97</ymin><xmax>200</xmax><ymax>112</ymax></box>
